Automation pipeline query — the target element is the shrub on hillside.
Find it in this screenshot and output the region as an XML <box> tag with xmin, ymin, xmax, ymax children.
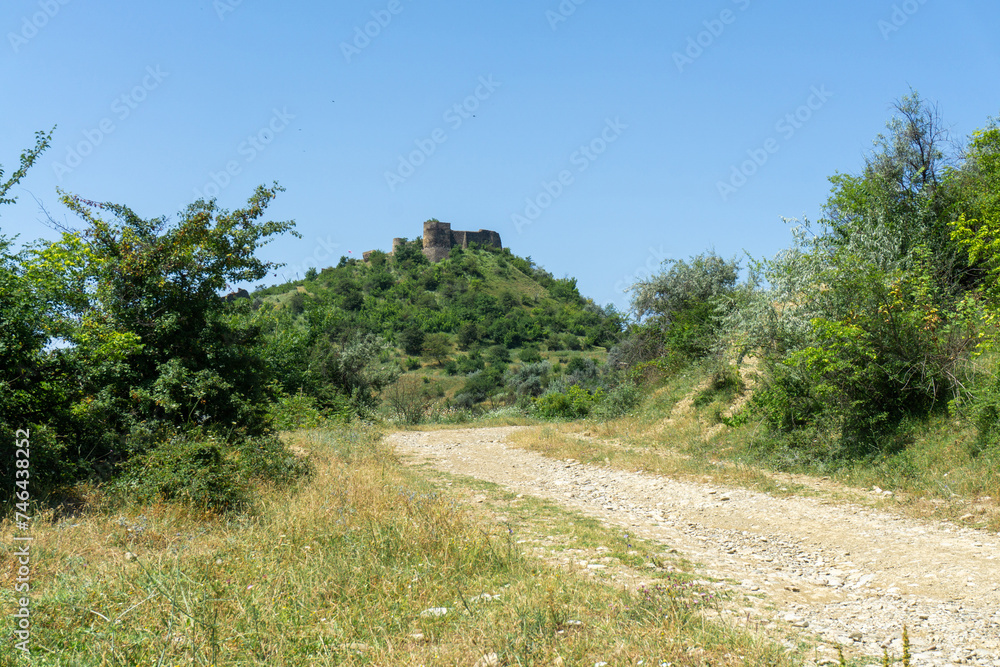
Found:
<box><xmin>591</xmin><ymin>382</ymin><xmax>641</xmax><ymax>420</ymax></box>
<box><xmin>532</xmin><ymin>384</ymin><xmax>605</xmax><ymax>419</ymax></box>
<box><xmin>518</xmin><ymin>346</ymin><xmax>543</xmax><ymax>363</ymax></box>
<box><xmin>112</xmin><ymin>430</ymin><xmax>310</xmax><ymax>513</ymax></box>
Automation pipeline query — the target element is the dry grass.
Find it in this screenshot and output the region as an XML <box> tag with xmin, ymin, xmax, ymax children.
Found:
<box><xmin>0</xmin><ymin>425</ymin><xmax>797</xmax><ymax>666</ymax></box>
<box><xmin>502</xmin><ymin>361</ymin><xmax>1000</xmax><ymax>532</ymax></box>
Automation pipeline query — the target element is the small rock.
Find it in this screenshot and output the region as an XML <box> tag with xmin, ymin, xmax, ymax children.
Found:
<box><xmin>471</xmin><ymin>593</ymin><xmax>500</xmax><ymax>602</ymax></box>
<box><xmin>849</xmin><ymin>631</ymin><xmax>863</xmax><ymax>641</ymax></box>
<box><xmin>409</xmin><ymin>632</ymin><xmax>427</xmax><ymax>642</ymax></box>
<box><xmin>474</xmin><ymin>653</ymin><xmax>499</xmax><ymax>667</ymax></box>
<box><xmin>420</xmin><ymin>607</ymin><xmax>449</xmax><ymax>618</ymax></box>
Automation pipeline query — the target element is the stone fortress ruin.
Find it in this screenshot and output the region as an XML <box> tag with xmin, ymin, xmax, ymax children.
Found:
<box><xmin>364</xmin><ymin>220</ymin><xmax>502</xmax><ymax>263</ymax></box>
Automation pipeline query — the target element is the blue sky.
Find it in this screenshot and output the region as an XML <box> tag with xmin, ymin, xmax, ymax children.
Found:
<box><xmin>2</xmin><ymin>0</ymin><xmax>998</xmax><ymax>310</ymax></box>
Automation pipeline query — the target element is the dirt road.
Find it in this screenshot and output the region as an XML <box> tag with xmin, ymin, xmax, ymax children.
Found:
<box><xmin>390</xmin><ymin>427</ymin><xmax>1000</xmax><ymax>666</ymax></box>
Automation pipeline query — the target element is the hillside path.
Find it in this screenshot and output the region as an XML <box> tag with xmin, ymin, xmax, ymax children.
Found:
<box><xmin>389</xmin><ymin>427</ymin><xmax>1000</xmax><ymax>666</ymax></box>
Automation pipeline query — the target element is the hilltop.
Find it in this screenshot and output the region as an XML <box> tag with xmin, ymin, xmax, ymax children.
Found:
<box><xmin>256</xmin><ymin>238</ymin><xmax>621</xmax><ymax>351</ymax></box>
<box><xmin>252</xmin><ymin>235</ymin><xmax>627</xmax><ymax>420</ymax></box>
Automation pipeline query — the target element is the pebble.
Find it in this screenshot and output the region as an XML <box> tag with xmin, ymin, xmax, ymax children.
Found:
<box><xmin>392</xmin><ymin>428</ymin><xmax>1000</xmax><ymax>667</ymax></box>
<box><xmin>419</xmin><ymin>607</ymin><xmax>449</xmax><ymax>618</ymax></box>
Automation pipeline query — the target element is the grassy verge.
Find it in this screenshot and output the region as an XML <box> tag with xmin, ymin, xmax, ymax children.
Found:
<box><xmin>1</xmin><ymin>426</ymin><xmax>797</xmax><ymax>666</ymax></box>
<box><xmin>503</xmin><ymin>360</ymin><xmax>1000</xmax><ymax>533</ymax></box>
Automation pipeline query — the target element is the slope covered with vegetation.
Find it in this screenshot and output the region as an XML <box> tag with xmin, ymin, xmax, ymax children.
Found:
<box><xmin>2</xmin><ymin>90</ymin><xmax>997</xmax><ymax>517</ymax></box>
<box><xmin>586</xmin><ymin>92</ymin><xmax>1000</xmax><ymax>517</ymax></box>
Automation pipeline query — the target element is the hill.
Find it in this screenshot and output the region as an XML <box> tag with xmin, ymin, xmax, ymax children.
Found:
<box><xmin>257</xmin><ymin>239</ymin><xmax>620</xmax><ymax>351</ymax></box>
<box><xmin>251</xmin><ymin>237</ymin><xmax>627</xmax><ymax>421</ymax></box>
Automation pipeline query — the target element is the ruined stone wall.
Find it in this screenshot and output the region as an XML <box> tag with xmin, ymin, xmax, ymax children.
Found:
<box><xmin>458</xmin><ymin>229</ymin><xmax>502</xmax><ymax>250</ymax></box>
<box><xmin>363</xmin><ymin>220</ymin><xmax>502</xmax><ymax>263</ymax></box>
<box><xmin>422</xmin><ymin>220</ymin><xmax>454</xmax><ymax>262</ymax></box>
<box><xmin>422</xmin><ymin>220</ymin><xmax>502</xmax><ymax>262</ymax></box>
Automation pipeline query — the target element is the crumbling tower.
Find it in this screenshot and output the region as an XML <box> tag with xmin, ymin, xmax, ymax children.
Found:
<box><xmin>422</xmin><ymin>220</ymin><xmax>502</xmax><ymax>262</ymax></box>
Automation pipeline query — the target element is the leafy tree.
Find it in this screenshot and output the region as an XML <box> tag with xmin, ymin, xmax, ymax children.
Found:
<box><xmin>456</xmin><ymin>322</ymin><xmax>479</xmax><ymax>350</ymax></box>
<box><xmin>630</xmin><ymin>252</ymin><xmax>739</xmax><ymax>359</ymax></box>
<box><xmin>25</xmin><ymin>184</ymin><xmax>298</xmax><ymax>460</ymax></box>
<box><xmin>505</xmin><ymin>361</ymin><xmax>551</xmax><ymax>398</ymax></box>
<box><xmin>306</xmin><ymin>333</ymin><xmax>400</xmax><ymax>415</ymax></box>
<box><xmin>486</xmin><ymin>344</ymin><xmax>511</xmax><ymax>365</ymax></box>
<box><xmin>0</xmin><ymin>128</ymin><xmax>81</xmax><ymax>498</ymax></box>
<box><xmin>391</xmin><ymin>237</ymin><xmax>428</xmax><ymax>270</ymax></box>
<box><xmin>400</xmin><ymin>325</ymin><xmax>426</xmax><ymax>356</ymax></box>
<box><xmin>950</xmin><ymin>122</ymin><xmax>1000</xmax><ymax>305</ymax></box>
<box><xmin>422</xmin><ymin>332</ymin><xmax>451</xmax><ymax>366</ymax></box>
<box><xmin>821</xmin><ymin>91</ymin><xmax>965</xmax><ymax>282</ymax></box>
<box><xmin>0</xmin><ymin>128</ymin><xmax>53</xmax><ymax>205</ymax></box>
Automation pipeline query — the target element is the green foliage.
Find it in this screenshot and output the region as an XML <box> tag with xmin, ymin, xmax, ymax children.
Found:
<box><xmin>532</xmin><ymin>384</ymin><xmax>605</xmax><ymax>419</ymax></box>
<box><xmin>0</xmin><ymin>182</ymin><xmax>319</xmax><ymax>508</ymax></box>
<box><xmin>486</xmin><ymin>344</ymin><xmax>511</xmax><ymax>365</ymax></box>
<box><xmin>629</xmin><ymin>252</ymin><xmax>739</xmax><ymax>361</ymax></box>
<box><xmin>822</xmin><ymin>90</ymin><xmax>960</xmax><ymax>276</ymax></box>
<box><xmin>422</xmin><ymin>332</ymin><xmax>451</xmax><ymax>365</ymax></box>
<box><xmin>590</xmin><ymin>382</ymin><xmax>640</xmax><ymax>420</ymax></box>
<box><xmin>112</xmin><ymin>430</ymin><xmax>310</xmax><ymax>512</ymax></box>
<box><xmin>506</xmin><ymin>361</ymin><xmax>552</xmax><ymax>398</ymax></box>
<box><xmin>305</xmin><ymin>333</ymin><xmax>400</xmax><ymax>415</ymax></box>
<box><xmin>518</xmin><ymin>345</ymin><xmax>543</xmax><ymax>363</ymax></box>
<box><xmin>0</xmin><ymin>127</ymin><xmax>53</xmax><ymax>206</ymax></box>
<box><xmin>454</xmin><ymin>366</ymin><xmax>505</xmax><ymax>408</ymax></box>
<box><xmin>29</xmin><ymin>184</ymin><xmax>297</xmax><ymax>441</ymax></box>
<box><xmin>266</xmin><ymin>388</ymin><xmax>328</xmax><ymax>431</ymax></box>
<box><xmin>400</xmin><ymin>324</ymin><xmax>426</xmax><ymax>355</ymax></box>
<box><xmin>257</xmin><ymin>244</ymin><xmax>622</xmax><ymax>365</ymax></box>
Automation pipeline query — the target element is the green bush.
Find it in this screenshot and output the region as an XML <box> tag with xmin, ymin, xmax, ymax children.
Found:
<box><xmin>267</xmin><ymin>389</ymin><xmax>327</xmax><ymax>431</ymax></box>
<box><xmin>486</xmin><ymin>344</ymin><xmax>511</xmax><ymax>365</ymax></box>
<box><xmin>113</xmin><ymin>431</ymin><xmax>310</xmax><ymax>513</ymax></box>
<box><xmin>532</xmin><ymin>384</ymin><xmax>605</xmax><ymax>419</ymax></box>
<box><xmin>591</xmin><ymin>382</ymin><xmax>641</xmax><ymax>420</ymax></box>
<box><xmin>400</xmin><ymin>325</ymin><xmax>426</xmax><ymax>356</ymax></box>
<box><xmin>518</xmin><ymin>346</ymin><xmax>543</xmax><ymax>363</ymax></box>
